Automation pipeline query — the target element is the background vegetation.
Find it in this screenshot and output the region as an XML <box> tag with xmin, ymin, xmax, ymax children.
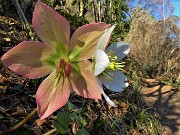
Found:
<box><xmin>0</xmin><ymin>0</ymin><xmax>179</xmax><ymax>134</ymax></box>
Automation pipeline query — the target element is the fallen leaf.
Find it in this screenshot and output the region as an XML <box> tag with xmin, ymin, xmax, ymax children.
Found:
<box><xmin>36</xmin><ymin>119</ymin><xmax>46</xmax><ymax>128</ymax></box>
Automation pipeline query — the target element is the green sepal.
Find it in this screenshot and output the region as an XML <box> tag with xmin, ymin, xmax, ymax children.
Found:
<box><xmin>44</xmin><ymin>42</ymin><xmax>68</xmax><ymax>68</ymax></box>
<box><xmin>68</xmin><ymin>47</ymin><xmax>81</xmax><ymax>61</ymax></box>
<box><xmin>44</xmin><ymin>53</ymin><xmax>60</xmax><ymax>68</ymax></box>
<box><xmin>55</xmin><ymin>42</ymin><xmax>68</xmax><ymax>58</ymax></box>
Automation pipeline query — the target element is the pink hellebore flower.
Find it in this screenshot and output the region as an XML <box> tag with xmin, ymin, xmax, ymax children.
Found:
<box><xmin>94</xmin><ymin>25</ymin><xmax>130</xmax><ymax>106</ymax></box>
<box><xmin>1</xmin><ymin>0</ymin><xmax>111</xmax><ymax>119</ymax></box>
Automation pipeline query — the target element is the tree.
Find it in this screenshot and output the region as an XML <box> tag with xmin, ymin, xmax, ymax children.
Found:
<box><xmin>137</xmin><ymin>0</ymin><xmax>174</xmax><ymax>21</ymax></box>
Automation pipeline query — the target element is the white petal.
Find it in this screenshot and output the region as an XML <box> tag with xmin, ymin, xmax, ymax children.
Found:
<box><xmin>101</xmin><ymin>70</ymin><xmax>128</xmax><ymax>92</ymax></box>
<box><xmin>106</xmin><ymin>42</ymin><xmax>130</xmax><ymax>60</ymax></box>
<box><xmin>96</xmin><ymin>78</ymin><xmax>116</xmax><ymax>106</ymax></box>
<box><xmin>94</xmin><ymin>49</ymin><xmax>110</xmax><ymax>76</ymax></box>
<box><xmin>96</xmin><ymin>77</ymin><xmax>103</xmax><ymax>90</ymax></box>
<box><xmin>125</xmin><ymin>82</ymin><xmax>129</xmax><ymax>87</ymax></box>
<box><xmin>96</xmin><ymin>25</ymin><xmax>115</xmax><ymax>51</ymax></box>
<box><xmin>101</xmin><ymin>90</ymin><xmax>116</xmax><ymax>106</ymax></box>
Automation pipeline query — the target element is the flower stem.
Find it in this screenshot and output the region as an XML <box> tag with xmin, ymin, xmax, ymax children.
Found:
<box><xmin>0</xmin><ymin>108</ymin><xmax>37</xmax><ymax>135</ymax></box>
<box><xmin>43</xmin><ymin>128</ymin><xmax>57</xmax><ymax>135</ymax></box>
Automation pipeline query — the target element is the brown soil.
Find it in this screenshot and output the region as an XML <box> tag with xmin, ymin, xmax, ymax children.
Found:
<box><xmin>141</xmin><ymin>78</ymin><xmax>180</xmax><ymax>135</ymax></box>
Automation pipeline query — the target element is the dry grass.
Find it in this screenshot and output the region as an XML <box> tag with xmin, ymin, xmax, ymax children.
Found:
<box><xmin>125</xmin><ymin>7</ymin><xmax>180</xmax><ymax>80</ymax></box>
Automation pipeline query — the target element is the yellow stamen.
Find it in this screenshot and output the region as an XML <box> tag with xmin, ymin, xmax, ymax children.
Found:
<box><xmin>97</xmin><ymin>49</ymin><xmax>126</xmax><ymax>78</ymax></box>
<box><xmin>109</xmin><ymin>56</ymin><xmax>118</xmax><ymax>61</ymax></box>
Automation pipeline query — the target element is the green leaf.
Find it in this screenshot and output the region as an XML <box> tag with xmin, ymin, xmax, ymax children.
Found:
<box><xmin>0</xmin><ymin>114</ymin><xmax>3</xmax><ymax>120</ymax></box>
<box><xmin>76</xmin><ymin>127</ymin><xmax>90</xmax><ymax>135</ymax></box>
<box><xmin>53</xmin><ymin>112</ymin><xmax>71</xmax><ymax>134</ymax></box>
<box><xmin>67</xmin><ymin>101</ymin><xmax>75</xmax><ymax>110</ymax></box>
<box><xmin>71</xmin><ymin>113</ymin><xmax>79</xmax><ymax>123</ymax></box>
<box><xmin>79</xmin><ymin>116</ymin><xmax>87</xmax><ymax>126</ymax></box>
<box><xmin>94</xmin><ymin>118</ymin><xmax>104</xmax><ymax>134</ymax></box>
<box><xmin>71</xmin><ymin>113</ymin><xmax>87</xmax><ymax>126</ymax></box>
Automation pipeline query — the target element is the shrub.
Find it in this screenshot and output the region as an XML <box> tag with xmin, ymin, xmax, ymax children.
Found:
<box><xmin>125</xmin><ymin>7</ymin><xmax>180</xmax><ymax>80</ymax></box>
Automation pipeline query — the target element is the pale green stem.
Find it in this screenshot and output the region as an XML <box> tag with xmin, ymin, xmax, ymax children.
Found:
<box><xmin>43</xmin><ymin>128</ymin><xmax>57</xmax><ymax>135</ymax></box>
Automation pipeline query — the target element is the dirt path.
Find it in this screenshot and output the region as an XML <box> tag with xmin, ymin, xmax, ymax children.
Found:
<box><xmin>141</xmin><ymin>79</ymin><xmax>180</xmax><ymax>135</ymax></box>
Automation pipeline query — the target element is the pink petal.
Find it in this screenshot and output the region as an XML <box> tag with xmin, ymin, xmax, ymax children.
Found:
<box><xmin>1</xmin><ymin>41</ymin><xmax>54</xmax><ymax>79</ymax></box>
<box><xmin>33</xmin><ymin>0</ymin><xmax>70</xmax><ymax>51</ymax></box>
<box><xmin>69</xmin><ymin>23</ymin><xmax>111</xmax><ymax>61</ymax></box>
<box><xmin>36</xmin><ymin>71</ymin><xmax>70</xmax><ymax>119</ymax></box>
<box><xmin>70</xmin><ymin>60</ymin><xmax>102</xmax><ymax>99</ymax></box>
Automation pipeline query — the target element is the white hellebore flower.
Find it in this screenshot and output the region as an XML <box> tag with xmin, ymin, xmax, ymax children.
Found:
<box><xmin>94</xmin><ymin>25</ymin><xmax>130</xmax><ymax>106</ymax></box>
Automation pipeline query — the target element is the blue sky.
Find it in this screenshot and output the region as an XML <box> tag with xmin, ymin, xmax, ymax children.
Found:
<box><xmin>172</xmin><ymin>0</ymin><xmax>180</xmax><ymax>17</ymax></box>
<box><xmin>128</xmin><ymin>0</ymin><xmax>180</xmax><ymax>18</ymax></box>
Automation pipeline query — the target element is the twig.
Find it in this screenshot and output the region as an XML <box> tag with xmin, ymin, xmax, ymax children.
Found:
<box><xmin>11</xmin><ymin>0</ymin><xmax>35</xmax><ymax>40</ymax></box>
<box><xmin>43</xmin><ymin>128</ymin><xmax>57</xmax><ymax>135</ymax></box>
<box><xmin>0</xmin><ymin>108</ymin><xmax>37</xmax><ymax>135</ymax></box>
<box><xmin>0</xmin><ymin>91</ymin><xmax>22</xmax><ymax>101</ymax></box>
<box><xmin>12</xmin><ymin>0</ymin><xmax>28</xmax><ymax>23</ymax></box>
